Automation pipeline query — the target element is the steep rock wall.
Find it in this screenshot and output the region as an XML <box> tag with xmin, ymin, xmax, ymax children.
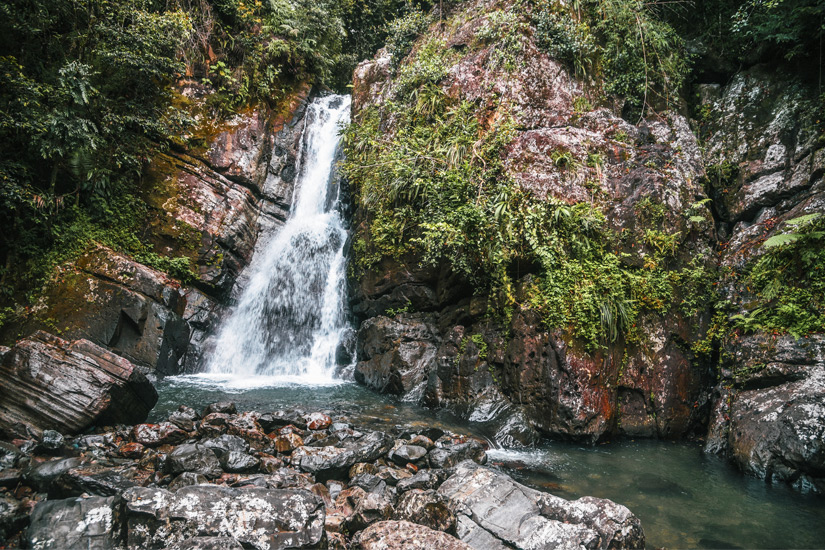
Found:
<box><xmin>348</xmin><ymin>2</ymin><xmax>716</xmax><ymax>445</ymax></box>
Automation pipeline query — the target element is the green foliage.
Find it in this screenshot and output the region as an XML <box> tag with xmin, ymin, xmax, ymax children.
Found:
<box><xmin>531</xmin><ymin>0</ymin><xmax>689</xmax><ymax>118</ymax></box>
<box><xmin>475</xmin><ymin>8</ymin><xmax>530</xmax><ymax>71</ymax></box>
<box><xmin>345</xmin><ymin>73</ymin><xmax>714</xmax><ymax>350</ymax></box>
<box><xmin>731</xmin><ymin>0</ymin><xmax>825</xmax><ymax>62</ymax></box>
<box><xmin>731</xmin><ymin>213</ymin><xmax>825</xmax><ymax>337</ymax></box>
<box><xmin>332</xmin><ymin>0</ymin><xmax>434</xmax><ymax>87</ymax></box>
<box><xmin>385</xmin><ymin>9</ymin><xmax>433</xmax><ymax>69</ymax></box>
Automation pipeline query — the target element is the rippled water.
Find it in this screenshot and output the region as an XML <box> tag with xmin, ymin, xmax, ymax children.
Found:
<box><xmin>153</xmin><ymin>377</ymin><xmax>825</xmax><ymax>549</ymax></box>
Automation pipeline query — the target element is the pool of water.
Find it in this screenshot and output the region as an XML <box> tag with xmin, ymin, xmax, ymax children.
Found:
<box><xmin>154</xmin><ymin>375</ymin><xmax>825</xmax><ymax>549</ymax></box>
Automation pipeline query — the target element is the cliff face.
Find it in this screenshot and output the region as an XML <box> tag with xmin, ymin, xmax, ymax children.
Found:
<box><xmin>10</xmin><ymin>84</ymin><xmax>312</xmax><ymax>377</ymax></box>
<box><xmin>347</xmin><ymin>0</ymin><xmax>825</xmax><ymax>492</ymax></box>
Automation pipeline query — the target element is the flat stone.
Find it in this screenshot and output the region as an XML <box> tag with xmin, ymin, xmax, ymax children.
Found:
<box><xmin>27</xmin><ymin>495</ymin><xmax>121</xmax><ymax>549</ymax></box>
<box><xmin>353</xmin><ymin>520</ymin><xmax>472</xmax><ymax>550</ymax></box>
<box><xmin>122</xmin><ymin>485</ymin><xmax>325</xmax><ymax>549</ymax></box>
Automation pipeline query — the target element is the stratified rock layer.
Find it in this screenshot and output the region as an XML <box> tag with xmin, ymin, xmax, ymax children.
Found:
<box><xmin>0</xmin><ymin>331</ymin><xmax>157</xmax><ymax>439</ymax></box>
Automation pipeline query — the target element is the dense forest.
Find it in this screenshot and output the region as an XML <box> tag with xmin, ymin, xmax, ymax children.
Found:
<box><xmin>0</xmin><ymin>0</ymin><xmax>821</xmax><ymax>348</ymax></box>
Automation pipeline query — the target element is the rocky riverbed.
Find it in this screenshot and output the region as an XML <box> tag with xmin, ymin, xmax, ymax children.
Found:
<box><xmin>0</xmin><ymin>402</ymin><xmax>644</xmax><ymax>550</ymax></box>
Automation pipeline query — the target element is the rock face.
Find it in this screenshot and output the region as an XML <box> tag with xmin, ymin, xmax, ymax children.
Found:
<box><xmin>4</xmin><ymin>84</ymin><xmax>312</xmax><ymax>377</ymax></box>
<box><xmin>0</xmin><ymin>331</ymin><xmax>157</xmax><ymax>438</ymax></box>
<box><xmin>1</xmin><ymin>404</ymin><xmax>645</xmax><ymax>549</ymax></box>
<box><xmin>349</xmin><ymin>2</ymin><xmax>713</xmax><ymax>446</ymax></box>
<box><xmin>705</xmin><ymin>335</ymin><xmax>825</xmax><ymax>493</ymax></box>
<box><xmin>699</xmin><ymin>67</ymin><xmax>825</xmax><ymax>494</ymax></box>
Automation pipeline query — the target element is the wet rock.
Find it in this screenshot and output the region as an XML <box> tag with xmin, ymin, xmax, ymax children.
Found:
<box><xmin>409</xmin><ymin>435</ymin><xmax>434</xmax><ymax>450</ymax></box>
<box><xmin>389</xmin><ymin>444</ymin><xmax>427</xmax><ymax>466</ymax></box>
<box><xmin>27</xmin><ymin>495</ymin><xmax>122</xmax><ymax>549</ymax></box>
<box><xmin>24</xmin><ymin>457</ymin><xmax>85</xmax><ymax>492</ymax></box>
<box><xmin>377</xmin><ymin>466</ymin><xmax>412</xmax><ymax>487</ymax></box>
<box><xmin>118</xmin><ymin>442</ymin><xmax>145</xmax><ymax>459</ymax></box>
<box><xmin>0</xmin><ymin>332</ymin><xmax>157</xmax><ymax>439</ymax></box>
<box><xmin>168</xmin><ymin>472</ymin><xmax>209</xmax><ymax>491</ymax></box>
<box><xmin>221</xmin><ymin>451</ymin><xmax>260</xmax><ymax>474</ymax></box>
<box><xmin>706</xmin><ymin>335</ymin><xmax>825</xmax><ymax>493</ymax></box>
<box><xmin>122</xmin><ymin>485</ymin><xmax>325</xmax><ymax>549</ymax></box>
<box><xmin>428</xmin><ymin>441</ymin><xmax>487</xmax><ymax>469</ymax></box>
<box><xmin>292</xmin><ymin>431</ymin><xmax>393</xmax><ymax>482</ymax></box>
<box><xmin>355</xmin><ymin>315</ymin><xmax>439</xmax><ymax>396</ymax></box>
<box><xmin>259</xmin><ymin>410</ymin><xmax>308</xmax><ymax>431</ymax></box>
<box><xmin>51</xmin><ymin>466</ymin><xmax>138</xmax><ymax>498</ymax></box>
<box><xmin>35</xmin><ymin>430</ymin><xmax>65</xmax><ymax>455</ymax></box>
<box><xmin>0</xmin><ymin>441</ymin><xmax>26</xmax><ymax>469</ymax></box>
<box><xmin>203</xmin><ymin>402</ymin><xmax>237</xmax><ymax>416</ymax></box>
<box><xmin>538</xmin><ymin>494</ymin><xmax>646</xmax><ymax>549</ymax></box>
<box><xmin>394</xmin><ymin>489</ymin><xmax>455</xmax><ymax>532</ymax></box>
<box><xmin>349</xmin><ymin>463</ymin><xmax>379</xmax><ymax>478</ymax></box>
<box><xmin>201</xmin><ymin>434</ymin><xmax>250</xmax><ymax>457</ymax></box>
<box><xmin>199</xmin><ymin>413</ymin><xmax>232</xmax><ymax>438</ymax></box>
<box><xmin>0</xmin><ymin>494</ymin><xmax>28</xmax><ymax>541</ymax></box>
<box><xmin>347</xmin><ymin>492</ymin><xmax>394</xmax><ymax>532</ymax></box>
<box><xmin>350</xmin><ymin>473</ymin><xmax>386</xmax><ymax>494</ymax></box>
<box><xmin>0</xmin><ymin>468</ymin><xmax>22</xmax><ymax>488</ymax></box>
<box><xmin>272</xmin><ymin>433</ymin><xmax>303</xmax><ymax>453</ymax></box>
<box><xmin>132</xmin><ymin>423</ymin><xmax>189</xmax><ymax>447</ymax></box>
<box><xmin>306</xmin><ymin>413</ymin><xmax>332</xmax><ymax>431</ymax></box>
<box><xmin>168</xmin><ymin>406</ymin><xmax>200</xmax><ymax>432</ymax></box>
<box><xmin>352</xmin><ymin>520</ymin><xmax>472</xmax><ymax>550</ymax></box>
<box><xmin>166</xmin><ymin>443</ymin><xmax>223</xmax><ymax>479</ymax></box>
<box><xmin>438</xmin><ymin>461</ymin><xmax>644</xmax><ymax>549</ymax></box>
<box><xmin>396</xmin><ymin>469</ymin><xmax>443</xmax><ymax>492</ymax></box>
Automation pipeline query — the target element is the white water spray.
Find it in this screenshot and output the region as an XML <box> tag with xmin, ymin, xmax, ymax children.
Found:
<box><xmin>206</xmin><ymin>94</ymin><xmax>351</xmax><ymax>385</ymax></box>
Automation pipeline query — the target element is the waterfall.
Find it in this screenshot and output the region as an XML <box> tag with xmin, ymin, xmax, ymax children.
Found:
<box><xmin>206</xmin><ymin>94</ymin><xmax>351</xmax><ymax>385</ymax></box>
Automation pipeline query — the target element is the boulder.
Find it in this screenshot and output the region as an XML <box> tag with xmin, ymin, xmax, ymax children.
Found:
<box><xmin>389</xmin><ymin>444</ymin><xmax>427</xmax><ymax>466</ymax></box>
<box><xmin>51</xmin><ymin>466</ymin><xmax>138</xmax><ymax>498</ymax></box>
<box><xmin>27</xmin><ymin>495</ymin><xmax>122</xmax><ymax>549</ymax></box>
<box><xmin>0</xmin><ymin>332</ymin><xmax>157</xmax><ymax>438</ymax></box>
<box><xmin>347</xmin><ymin>492</ymin><xmax>394</xmax><ymax>532</ymax></box>
<box><xmin>122</xmin><ymin>485</ymin><xmax>325</xmax><ymax>549</ymax></box>
<box><xmin>292</xmin><ymin>431</ymin><xmax>393</xmax><ymax>481</ymax></box>
<box><xmin>221</xmin><ymin>451</ymin><xmax>260</xmax><ymax>474</ymax></box>
<box><xmin>428</xmin><ymin>441</ymin><xmax>486</xmax><ymax>469</ymax></box>
<box><xmin>355</xmin><ymin>315</ymin><xmax>439</xmax><ymax>396</ymax></box>
<box><xmin>393</xmin><ymin>489</ymin><xmax>455</xmax><ymax>532</ymax></box>
<box><xmin>24</xmin><ymin>457</ymin><xmax>86</xmax><ymax>493</ymax></box>
<box><xmin>132</xmin><ymin>423</ymin><xmax>189</xmax><ymax>447</ymax></box>
<box><xmin>352</xmin><ymin>520</ymin><xmax>472</xmax><ymax>550</ymax></box>
<box><xmin>437</xmin><ymin>461</ymin><xmax>644</xmax><ymax>549</ymax></box>
<box><xmin>0</xmin><ymin>494</ymin><xmax>28</xmax><ymax>541</ymax></box>
<box><xmin>165</xmin><ymin>444</ymin><xmax>223</xmax><ymax>479</ymax></box>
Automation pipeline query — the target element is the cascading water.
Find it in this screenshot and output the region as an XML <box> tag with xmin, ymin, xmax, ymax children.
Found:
<box><xmin>206</xmin><ymin>94</ymin><xmax>351</xmax><ymax>384</ymax></box>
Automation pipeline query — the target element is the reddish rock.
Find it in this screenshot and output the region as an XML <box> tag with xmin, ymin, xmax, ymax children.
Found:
<box><xmin>272</xmin><ymin>433</ymin><xmax>303</xmax><ymax>454</ymax></box>
<box><xmin>0</xmin><ymin>332</ymin><xmax>157</xmax><ymax>439</ymax></box>
<box><xmin>131</xmin><ymin>423</ymin><xmax>188</xmax><ymax>447</ymax></box>
<box><xmin>306</xmin><ymin>413</ymin><xmax>332</xmax><ymax>431</ymax></box>
<box><xmin>352</xmin><ymin>520</ymin><xmax>472</xmax><ymax>550</ymax></box>
<box><xmin>118</xmin><ymin>442</ymin><xmax>145</xmax><ymax>459</ymax></box>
